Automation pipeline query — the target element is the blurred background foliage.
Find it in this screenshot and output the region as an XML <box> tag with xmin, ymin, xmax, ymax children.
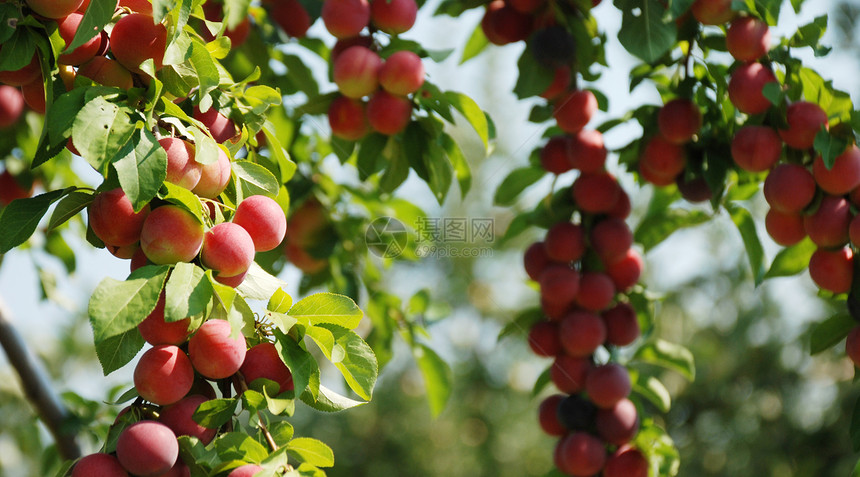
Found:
<box><xmin>3</xmin><ymin>2</ymin><xmax>860</xmax><ymax>477</ymax></box>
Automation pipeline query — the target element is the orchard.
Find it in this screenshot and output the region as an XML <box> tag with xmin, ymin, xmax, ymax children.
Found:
<box><xmin>1</xmin><ymin>0</ymin><xmax>860</xmax><ymax>476</ymax></box>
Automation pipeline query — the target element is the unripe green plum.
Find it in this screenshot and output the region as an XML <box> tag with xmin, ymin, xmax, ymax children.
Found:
<box><xmin>111</xmin><ymin>13</ymin><xmax>167</xmax><ymax>74</ymax></box>
<box><xmin>366</xmin><ymin>90</ymin><xmax>412</xmax><ymax>135</ymax></box>
<box><xmin>78</xmin><ymin>57</ymin><xmax>134</xmax><ymax>89</ymax></box>
<box><xmin>137</xmin><ymin>294</ymin><xmax>192</xmax><ymax>346</ymax></box>
<box><xmin>192</xmin><ymin>147</ymin><xmax>231</xmax><ymax>199</ymax></box>
<box><xmin>133</xmin><ymin>344</ymin><xmax>194</xmax><ymax>405</ymax></box>
<box><xmin>812</xmin><ymin>146</ymin><xmax>860</xmax><ymax>195</ymax></box>
<box><xmin>808</xmin><ymin>247</ymin><xmax>853</xmax><ymax>294</ymax></box>
<box><xmin>201</xmin><ymin>222</ymin><xmax>256</xmax><ymax>277</ymax></box>
<box><xmin>378</xmin><ymin>50</ymin><xmax>424</xmax><ymax>96</ymax></box>
<box><xmin>239</xmin><ymin>342</ymin><xmax>294</xmax><ymax>394</ymax></box>
<box><xmin>116</xmin><ymin>421</ymin><xmax>179</xmax><ymax>477</ymax></box>
<box><xmin>559</xmin><ymin>310</ymin><xmax>607</xmax><ymax>357</ymax></box>
<box><xmin>726</xmin><ymin>16</ymin><xmax>770</xmax><ymax>62</ymax></box>
<box><xmin>26</xmin><ymin>0</ymin><xmax>83</xmax><ymax>19</ymax></box>
<box><xmin>71</xmin><ymin>453</ymin><xmax>129</xmax><ymax>477</ymax></box>
<box><xmin>268</xmin><ymin>0</ymin><xmax>311</xmax><ymax>38</ymax></box>
<box><xmin>731</xmin><ymin>125</ymin><xmax>782</xmax><ymax>172</ymax></box>
<box><xmin>89</xmin><ymin>188</ymin><xmax>150</xmax><ymax>247</ymax></box>
<box><xmin>328</xmin><ymin>95</ymin><xmax>369</xmax><ymax>141</ymax></box>
<box><xmin>553</xmin><ymin>89</ymin><xmax>597</xmax><ymax>134</ymax></box>
<box><xmin>140</xmin><ymin>205</ymin><xmax>205</xmax><ymax>264</ymax></box>
<box><xmin>554</xmin><ymin>432</ymin><xmax>606</xmax><ymax>477</ymax></box>
<box><xmin>333</xmin><ymin>46</ymin><xmax>382</xmax><ymax>99</ymax></box>
<box><xmin>159</xmin><ymin>137</ymin><xmax>202</xmax><ymax>190</ymax></box>
<box><xmin>193</xmin><ymin>105</ymin><xmax>237</xmax><ymax>144</ymax></box>
<box><xmin>57</xmin><ymin>13</ymin><xmax>101</xmax><ymax>65</ymax></box>
<box><xmin>232</xmin><ymin>195</ymin><xmax>287</xmax><ymax>252</ymax></box>
<box><xmin>321</xmin><ymin>0</ymin><xmax>370</xmax><ymax>38</ymax></box>
<box><xmin>728</xmin><ymin>63</ymin><xmax>777</xmax><ymax>115</ymax></box>
<box><xmin>0</xmin><ymin>85</ymin><xmax>24</xmax><ymax>128</ymax></box>
<box><xmin>657</xmin><ymin>98</ymin><xmax>702</xmax><ymax>144</ymax></box>
<box><xmin>159</xmin><ymin>394</ymin><xmax>218</xmax><ymax>444</ymax></box>
<box><xmin>586</xmin><ymin>362</ymin><xmax>631</xmax><ymax>409</ymax></box>
<box><xmin>188</xmin><ymin>319</ymin><xmax>247</xmax><ymax>379</ymax></box>
<box><xmin>370</xmin><ymin>0</ymin><xmax>417</xmax><ymax>34</ymax></box>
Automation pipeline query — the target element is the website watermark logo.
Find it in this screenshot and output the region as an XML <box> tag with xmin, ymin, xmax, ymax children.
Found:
<box><xmin>365</xmin><ymin>216</ymin><xmax>495</xmax><ymax>259</ymax></box>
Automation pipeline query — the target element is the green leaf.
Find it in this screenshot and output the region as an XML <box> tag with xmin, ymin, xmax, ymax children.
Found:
<box><xmin>114</xmin><ymin>128</ymin><xmax>168</xmax><ymax>212</ymax></box>
<box><xmin>316</xmin><ymin>324</ymin><xmax>378</xmax><ymax>401</ymax></box>
<box><xmin>287</xmin><ymin>438</ymin><xmax>335</xmax><ymax>468</ymax></box>
<box><xmin>275</xmin><ymin>329</ymin><xmax>319</xmax><ymax>399</ymax></box>
<box><xmin>494</xmin><ymin>166</ymin><xmax>545</xmax><ymax>206</ymax></box>
<box><xmin>88</xmin><ymin>266</ymin><xmax>170</xmax><ymax>343</ymax></box>
<box><xmin>498</xmin><ymin>308</ymin><xmax>544</xmax><ymax>340</ymax></box>
<box><xmin>160</xmin><ymin>182</ymin><xmax>204</xmax><ymax>221</ymax></box>
<box><xmin>444</xmin><ymin>92</ymin><xmax>489</xmax><ymax>150</ymax></box>
<box><xmin>633</xmin><ymin>373</ymin><xmax>671</xmax><ymax>413</ymax></box>
<box><xmin>189</xmin><ymin>39</ymin><xmax>221</xmax><ymax>98</ymax></box>
<box><xmin>531</xmin><ymin>367</ymin><xmax>552</xmax><ymax>397</ymax></box>
<box><xmin>261</xmin><ymin>124</ymin><xmax>297</xmax><ymax>184</ymax></box>
<box><xmin>268</xmin><ymin>288</ymin><xmax>293</xmax><ymax>314</ymax></box>
<box><xmin>0</xmin><ymin>28</ymin><xmax>35</xmax><ymax>72</ymax></box>
<box><xmin>164</xmin><ymin>262</ymin><xmax>211</xmax><ymax>323</ymax></box>
<box><xmin>215</xmin><ymin>432</ymin><xmax>269</xmax><ymax>463</ymax></box>
<box><xmin>72</xmin><ymin>97</ymin><xmax>136</xmax><ymax>173</ymax></box>
<box><xmin>289</xmin><ymin>293</ymin><xmax>363</xmax><ymax>329</ymax></box>
<box><xmin>0</xmin><ymin>189</ymin><xmax>70</xmax><ymax>253</ymax></box>
<box><xmin>233</xmin><ymin>160</ymin><xmax>280</xmax><ymax>199</ymax></box>
<box><xmin>299</xmin><ymin>384</ymin><xmax>367</xmax><ymax>412</ymax></box>
<box><xmin>809</xmin><ymin>312</ymin><xmax>855</xmax><ymax>355</ymax></box>
<box><xmin>65</xmin><ymin>0</ymin><xmax>115</xmax><ymax>53</ymax></box>
<box><xmin>47</xmin><ymin>190</ymin><xmax>94</xmax><ymax>232</ymax></box>
<box><xmin>440</xmin><ymin>133</ymin><xmax>472</xmax><ymax>197</ymax></box>
<box><xmin>852</xmin><ymin>397</ymin><xmax>860</xmax><ymax>452</ymax></box>
<box><xmin>94</xmin><ymin>327</ymin><xmax>145</xmax><ymax>376</ymax></box>
<box><xmin>615</xmin><ymin>0</ymin><xmax>677</xmax><ymax>63</ymax></box>
<box><xmin>460</xmin><ymin>20</ymin><xmax>489</xmax><ymax>64</ymax></box>
<box><xmin>814</xmin><ymin>129</ymin><xmax>850</xmax><ymax>169</ymax></box>
<box><xmin>765</xmin><ymin>238</ymin><xmax>815</xmax><ymax>279</ymax></box>
<box><xmin>633</xmin><ymin>340</ymin><xmax>695</xmax><ymax>381</ymax></box>
<box><xmin>414</xmin><ymin>344</ymin><xmax>452</xmax><ymax>417</ymax></box>
<box><xmin>728</xmin><ymin>204</ymin><xmax>766</xmax><ymax>285</ymax></box>
<box><xmin>513</xmin><ymin>47</ymin><xmax>554</xmax><ymax>100</ymax></box>
<box><xmin>192</xmin><ymin>398</ymin><xmax>238</xmax><ymax>428</ymax></box>
<box><xmin>238</xmin><ymin>263</ymin><xmax>290</xmax><ymax>301</ymax></box>
<box><xmin>634</xmin><ymin>209</ymin><xmax>710</xmax><ymax>252</ymax></box>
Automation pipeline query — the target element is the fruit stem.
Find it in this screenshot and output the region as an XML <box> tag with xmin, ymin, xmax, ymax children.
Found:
<box><xmin>236</xmin><ymin>373</ymin><xmax>281</xmax><ymax>453</ymax></box>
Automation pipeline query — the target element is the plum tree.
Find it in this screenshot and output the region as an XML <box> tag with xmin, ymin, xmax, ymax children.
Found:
<box><xmin>334</xmin><ymin>46</ymin><xmax>382</xmax><ymax>99</ymax></box>
<box><xmin>731</xmin><ymin>125</ymin><xmax>782</xmax><ymax>172</ymax></box>
<box><xmin>57</xmin><ymin>13</ymin><xmax>101</xmax><ymax>65</ymax></box>
<box><xmin>553</xmin><ymin>90</ymin><xmax>597</xmax><ymax>134</ymax></box>
<box><xmin>133</xmin><ymin>344</ymin><xmax>194</xmax><ymax>405</ymax></box>
<box><xmin>690</xmin><ymin>0</ymin><xmax>735</xmax><ymax>25</ymax></box>
<box><xmin>763</xmin><ymin>163</ymin><xmax>816</xmax><ymax>213</ymax></box>
<box><xmin>603</xmin><ymin>446</ymin><xmax>648</xmax><ymax>477</ymax></box>
<box><xmin>481</xmin><ymin>0</ymin><xmax>532</xmax><ymax>45</ymax></box>
<box><xmin>638</xmin><ymin>136</ymin><xmax>686</xmax><ymax>185</ymax></box>
<box><xmin>232</xmin><ymin>195</ymin><xmax>288</xmax><ymax>252</ymax></box>
<box><xmin>322</xmin><ymin>0</ymin><xmax>371</xmax><ymax>38</ymax></box>
<box><xmin>71</xmin><ymin>453</ymin><xmax>129</xmax><ymax>477</ymax></box>
<box><xmin>366</xmin><ymin>90</ymin><xmax>412</xmax><ymax>135</ymax></box>
<box><xmin>601</xmin><ymin>302</ymin><xmax>640</xmax><ymax>346</ymax></box>
<box><xmin>239</xmin><ymin>342</ymin><xmax>294</xmax><ymax>394</ymax></box>
<box><xmin>140</xmin><ymin>205</ymin><xmax>205</xmax><ymax>264</ymax></box>
<box><xmin>559</xmin><ymin>310</ymin><xmax>607</xmax><ymax>357</ymax></box>
<box><xmin>228</xmin><ymin>464</ymin><xmax>265</xmax><ymax>477</ymax></box>
<box><xmin>567</xmin><ymin>129</ymin><xmax>607</xmax><ymax>173</ymax></box>
<box><xmin>544</xmin><ymin>222</ymin><xmax>586</xmax><ymax>262</ymax></box>
<box><xmin>657</xmin><ymin>98</ymin><xmax>702</xmax><ymax>144</ymax></box>
<box><xmin>159</xmin><ymin>394</ymin><xmax>218</xmax><ymax>444</ymax></box>
<box><xmin>585</xmin><ymin>362</ymin><xmax>632</xmax><ymax>409</ymax></box>
<box><xmin>538</xmin><ymin>394</ymin><xmax>566</xmax><ymax>436</ymax></box>
<box><xmin>0</xmin><ymin>85</ymin><xmax>24</xmax><ymax>128</ymax></box>
<box><xmin>540</xmin><ymin>136</ymin><xmax>575</xmax><ymax>174</ymax></box>
<box><xmin>137</xmin><ymin>294</ymin><xmax>193</xmax><ymax>346</ymax></box>
<box><xmin>765</xmin><ymin>209</ymin><xmax>806</xmax><ymax>246</ymax></box>
<box><xmin>193</xmin><ymin>106</ymin><xmax>237</xmax><ymax>144</ymax></box>
<box><xmin>726</xmin><ymin>16</ymin><xmax>771</xmax><ymax>62</ymax></box>
<box><xmin>159</xmin><ymin>137</ymin><xmax>202</xmax><ymax>190</ymax></box>
<box><xmin>605</xmin><ymin>248</ymin><xmax>643</xmax><ymax>291</ymax></box>
<box><xmin>201</xmin><ymin>222</ymin><xmax>256</xmax><ymax>278</ymax></box>
<box><xmin>539</xmin><ymin>265</ymin><xmax>580</xmax><ymax>309</ymax></box>
<box><xmin>110</xmin><ymin>13</ymin><xmax>167</xmax><ymax>74</ymax></box>
<box><xmin>77</xmin><ymin>57</ymin><xmax>134</xmax><ymax>89</ymax></box>
<box><xmin>778</xmin><ymin>101</ymin><xmax>828</xmax><ymax>150</ymax></box>
<box><xmin>812</xmin><ymin>146</ymin><xmax>860</xmax><ymax>195</ymax></box>
<box><xmin>590</xmin><ymin>218</ymin><xmax>633</xmax><ymax>265</ymax></box>
<box><xmin>370</xmin><ymin>0</ymin><xmax>418</xmax><ymax>34</ymax></box>
<box><xmin>596</xmin><ymin>397</ymin><xmax>639</xmax><ymax>445</ymax></box>
<box><xmin>576</xmin><ymin>272</ymin><xmax>616</xmax><ymax>311</ymax></box>
<box><xmin>267</xmin><ymin>0</ymin><xmax>312</xmax><ymax>38</ymax></box>
<box><xmin>378</xmin><ymin>51</ymin><xmax>425</xmax><ymax>96</ymax></box>
<box><xmin>550</xmin><ymin>355</ymin><xmax>592</xmax><ymax>394</ymax></box>
<box><xmin>523</xmin><ymin>242</ymin><xmax>551</xmax><ymax>281</ymax></box>
<box><xmin>328</xmin><ymin>95</ymin><xmax>370</xmax><ymax>141</ymax></box>
<box><xmin>572</xmin><ymin>172</ymin><xmax>621</xmax><ymax>213</ymax></box>
<box><xmin>115</xmin><ymin>421</ymin><xmax>179</xmax><ymax>477</ymax></box>
<box><xmin>528</xmin><ymin>321</ymin><xmax>561</xmax><ymax>357</ymax></box>
<box><xmin>192</xmin><ymin>147</ymin><xmax>232</xmax><ymax>199</ymax></box>
<box><xmin>802</xmin><ymin>195</ymin><xmax>851</xmax><ymax>248</ymax></box>
<box><xmin>728</xmin><ymin>62</ymin><xmax>778</xmax><ymax>115</ymax></box>
<box><xmin>88</xmin><ymin>188</ymin><xmax>150</xmax><ymax>248</ymax></box>
<box><xmin>188</xmin><ymin>319</ymin><xmax>247</xmax><ymax>379</ymax></box>
<box><xmin>26</xmin><ymin>0</ymin><xmax>84</xmax><ymax>19</ymax></box>
<box><xmin>808</xmin><ymin>247</ymin><xmax>853</xmax><ymax>294</ymax></box>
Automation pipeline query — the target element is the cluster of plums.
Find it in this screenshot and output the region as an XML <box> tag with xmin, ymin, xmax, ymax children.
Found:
<box><xmin>323</xmin><ymin>0</ymin><xmax>425</xmax><ymax>140</ymax></box>
<box><xmin>71</xmin><ymin>315</ymin><xmax>294</xmax><ymax>476</ymax></box>
<box><xmin>478</xmin><ymin>0</ymin><xmax>602</xmax><ymax>47</ymax></box>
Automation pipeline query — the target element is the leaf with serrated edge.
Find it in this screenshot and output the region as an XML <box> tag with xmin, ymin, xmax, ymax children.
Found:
<box><xmin>88</xmin><ymin>266</ymin><xmax>169</xmax><ymax>343</ymax></box>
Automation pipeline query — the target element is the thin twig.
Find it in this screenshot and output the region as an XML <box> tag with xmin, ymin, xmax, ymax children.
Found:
<box><xmin>0</xmin><ymin>295</ymin><xmax>81</xmax><ymax>460</ymax></box>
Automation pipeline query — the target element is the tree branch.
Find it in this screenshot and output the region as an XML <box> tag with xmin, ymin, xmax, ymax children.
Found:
<box><xmin>0</xmin><ymin>295</ymin><xmax>81</xmax><ymax>460</ymax></box>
